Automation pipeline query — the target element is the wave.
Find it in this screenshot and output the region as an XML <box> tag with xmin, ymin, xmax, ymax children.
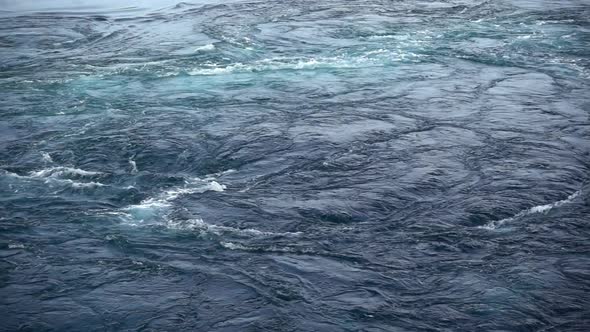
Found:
<box><xmin>2</xmin><ymin>167</ymin><xmax>105</xmax><ymax>189</ymax></box>
<box><xmin>8</xmin><ymin>243</ymin><xmax>25</xmax><ymax>249</ymax></box>
<box><xmin>162</xmin><ymin>180</ymin><xmax>225</xmax><ymax>200</ymax></box>
<box><xmin>220</xmin><ymin>242</ymin><xmax>312</xmax><ymax>254</ymax></box>
<box><xmin>116</xmin><ymin>169</ymin><xmax>299</xmax><ymax>239</ymax></box>
<box><xmin>2</xmin><ymin>170</ymin><xmax>26</xmax><ymax>179</ymax></box>
<box><xmin>29</xmin><ymin>166</ymin><xmax>102</xmax><ymax>178</ymax></box>
<box><xmin>41</xmin><ymin>152</ymin><xmax>53</xmax><ymax>163</ymax></box>
<box><xmin>194</xmin><ymin>43</ymin><xmax>215</xmax><ymax>52</ymax></box>
<box><xmin>167</xmin><ymin>218</ymin><xmax>302</xmax><ymax>237</ymax></box>
<box><xmin>56</xmin><ymin>179</ymin><xmax>105</xmax><ymax>188</ymax></box>
<box><xmin>128</xmin><ymin>158</ymin><xmax>138</xmax><ymax>174</ymax></box>
<box><xmin>186</xmin><ymin>58</ymin><xmax>349</xmax><ymax>76</ymax></box>
<box><xmin>480</xmin><ymin>190</ymin><xmax>582</xmax><ymax>230</ymax></box>
<box><xmin>185</xmin><ymin>51</ymin><xmax>421</xmax><ymax>76</ymax></box>
<box><xmin>121</xmin><ymin>173</ymin><xmax>229</xmax><ymax>223</ymax></box>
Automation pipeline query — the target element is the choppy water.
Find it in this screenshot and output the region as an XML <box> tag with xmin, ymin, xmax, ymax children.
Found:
<box><xmin>1</xmin><ymin>0</ymin><xmax>590</xmax><ymax>330</ymax></box>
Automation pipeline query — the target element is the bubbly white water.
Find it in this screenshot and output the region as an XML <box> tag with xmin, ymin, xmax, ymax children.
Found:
<box><xmin>194</xmin><ymin>43</ymin><xmax>216</xmax><ymax>52</ymax></box>
<box><xmin>118</xmin><ymin>169</ymin><xmax>302</xmax><ymax>238</ymax></box>
<box><xmin>480</xmin><ymin>190</ymin><xmax>582</xmax><ymax>230</ymax></box>
<box><xmin>40</xmin><ymin>152</ymin><xmax>53</xmax><ymax>163</ymax></box>
<box><xmin>168</xmin><ymin>218</ymin><xmax>302</xmax><ymax>237</ymax></box>
<box><xmin>29</xmin><ymin>167</ymin><xmax>101</xmax><ymax>178</ymax></box>
<box><xmin>55</xmin><ymin>179</ymin><xmax>105</xmax><ymax>188</ymax></box>
<box><xmin>186</xmin><ymin>52</ymin><xmax>418</xmax><ymax>76</ymax></box>
<box><xmin>3</xmin><ymin>167</ymin><xmax>105</xmax><ymax>189</ymax></box>
<box><xmin>121</xmin><ymin>172</ymin><xmax>228</xmax><ymax>224</ymax></box>
<box><xmin>128</xmin><ymin>158</ymin><xmax>138</xmax><ymax>173</ymax></box>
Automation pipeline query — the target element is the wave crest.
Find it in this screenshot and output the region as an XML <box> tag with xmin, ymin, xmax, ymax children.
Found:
<box><xmin>29</xmin><ymin>167</ymin><xmax>101</xmax><ymax>178</ymax></box>
<box><xmin>480</xmin><ymin>190</ymin><xmax>582</xmax><ymax>230</ymax></box>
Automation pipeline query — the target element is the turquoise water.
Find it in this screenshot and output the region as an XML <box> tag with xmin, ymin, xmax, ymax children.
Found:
<box><xmin>1</xmin><ymin>0</ymin><xmax>590</xmax><ymax>330</ymax></box>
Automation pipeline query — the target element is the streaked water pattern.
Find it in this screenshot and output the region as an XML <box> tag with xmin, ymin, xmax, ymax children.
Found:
<box><xmin>1</xmin><ymin>0</ymin><xmax>590</xmax><ymax>330</ymax></box>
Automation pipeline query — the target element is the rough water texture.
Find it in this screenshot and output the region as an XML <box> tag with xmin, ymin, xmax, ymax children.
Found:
<box><xmin>1</xmin><ymin>0</ymin><xmax>589</xmax><ymax>330</ymax></box>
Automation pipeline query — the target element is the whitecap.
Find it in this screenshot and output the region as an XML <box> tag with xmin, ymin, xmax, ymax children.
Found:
<box><xmin>116</xmin><ymin>168</ymin><xmax>301</xmax><ymax>239</ymax></box>
<box><xmin>220</xmin><ymin>242</ymin><xmax>250</xmax><ymax>250</ymax></box>
<box><xmin>188</xmin><ymin>66</ymin><xmax>238</xmax><ymax>76</ymax></box>
<box><xmin>3</xmin><ymin>168</ymin><xmax>104</xmax><ymax>188</ymax></box>
<box><xmin>129</xmin><ymin>158</ymin><xmax>138</xmax><ymax>173</ymax></box>
<box><xmin>162</xmin><ymin>180</ymin><xmax>226</xmax><ymax>201</ymax></box>
<box><xmin>202</xmin><ymin>180</ymin><xmax>225</xmax><ymax>192</ymax></box>
<box><xmin>220</xmin><ymin>242</ymin><xmax>312</xmax><ymax>254</ymax></box>
<box><xmin>68</xmin><ymin>180</ymin><xmax>105</xmax><ymax>188</ymax></box>
<box><xmin>121</xmin><ymin>196</ymin><xmax>176</xmax><ymax>225</ymax></box>
<box><xmin>187</xmin><ymin>56</ymin><xmax>361</xmax><ymax>76</ymax></box>
<box><xmin>41</xmin><ymin>152</ymin><xmax>53</xmax><ymax>163</ymax></box>
<box><xmin>42</xmin><ymin>178</ymin><xmax>105</xmax><ymax>188</ymax></box>
<box><xmin>167</xmin><ymin>218</ymin><xmax>302</xmax><ymax>237</ymax></box>
<box><xmin>194</xmin><ymin>43</ymin><xmax>215</xmax><ymax>52</ymax></box>
<box><xmin>366</xmin><ymin>34</ymin><xmax>399</xmax><ymax>40</ymax></box>
<box><xmin>120</xmin><ymin>173</ymin><xmax>229</xmax><ymax>224</ymax></box>
<box><xmin>29</xmin><ymin>166</ymin><xmax>101</xmax><ymax>178</ymax></box>
<box><xmin>480</xmin><ymin>190</ymin><xmax>582</xmax><ymax>230</ymax></box>
<box><xmin>8</xmin><ymin>243</ymin><xmax>25</xmax><ymax>249</ymax></box>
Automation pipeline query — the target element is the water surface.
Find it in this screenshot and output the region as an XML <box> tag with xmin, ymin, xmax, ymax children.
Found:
<box><xmin>1</xmin><ymin>0</ymin><xmax>590</xmax><ymax>330</ymax></box>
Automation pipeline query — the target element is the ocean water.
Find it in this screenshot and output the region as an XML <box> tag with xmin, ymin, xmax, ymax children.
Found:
<box><xmin>1</xmin><ymin>0</ymin><xmax>589</xmax><ymax>330</ymax></box>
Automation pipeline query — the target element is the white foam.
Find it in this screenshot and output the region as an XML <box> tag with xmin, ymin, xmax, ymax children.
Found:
<box><xmin>220</xmin><ymin>242</ymin><xmax>250</xmax><ymax>250</ymax></box>
<box><xmin>129</xmin><ymin>158</ymin><xmax>138</xmax><ymax>174</ymax></box>
<box><xmin>162</xmin><ymin>181</ymin><xmax>226</xmax><ymax>200</ymax></box>
<box><xmin>120</xmin><ymin>174</ymin><xmax>229</xmax><ymax>224</ymax></box>
<box><xmin>39</xmin><ymin>177</ymin><xmax>105</xmax><ymax>188</ymax></box>
<box><xmin>480</xmin><ymin>190</ymin><xmax>582</xmax><ymax>230</ymax></box>
<box><xmin>29</xmin><ymin>167</ymin><xmax>101</xmax><ymax>178</ymax></box>
<box><xmin>363</xmin><ymin>49</ymin><xmax>388</xmax><ymax>56</ymax></box>
<box><xmin>167</xmin><ymin>218</ymin><xmax>301</xmax><ymax>237</ymax></box>
<box><xmin>185</xmin><ymin>51</ymin><xmax>425</xmax><ymax>76</ymax></box>
<box><xmin>67</xmin><ymin>180</ymin><xmax>105</xmax><ymax>188</ymax></box>
<box><xmin>366</xmin><ymin>34</ymin><xmax>399</xmax><ymax>40</ymax></box>
<box><xmin>194</xmin><ymin>43</ymin><xmax>215</xmax><ymax>52</ymax></box>
<box><xmin>220</xmin><ymin>242</ymin><xmax>312</xmax><ymax>254</ymax></box>
<box><xmin>3</xmin><ymin>168</ymin><xmax>104</xmax><ymax>188</ymax></box>
<box><xmin>188</xmin><ymin>66</ymin><xmax>237</xmax><ymax>76</ymax></box>
<box><xmin>129</xmin><ymin>197</ymin><xmax>172</xmax><ymax>209</ymax></box>
<box><xmin>205</xmin><ymin>181</ymin><xmax>225</xmax><ymax>192</ymax></box>
<box><xmin>41</xmin><ymin>152</ymin><xmax>53</xmax><ymax>163</ymax></box>
<box><xmin>8</xmin><ymin>243</ymin><xmax>25</xmax><ymax>249</ymax></box>
<box><xmin>187</xmin><ymin>57</ymin><xmax>361</xmax><ymax>76</ymax></box>
<box><xmin>122</xmin><ymin>199</ymin><xmax>170</xmax><ymax>224</ymax></box>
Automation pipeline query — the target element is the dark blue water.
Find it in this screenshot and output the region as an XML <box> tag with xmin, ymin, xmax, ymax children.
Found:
<box><xmin>1</xmin><ymin>0</ymin><xmax>590</xmax><ymax>330</ymax></box>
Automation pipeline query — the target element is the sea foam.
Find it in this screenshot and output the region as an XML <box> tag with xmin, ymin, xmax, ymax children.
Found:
<box><xmin>480</xmin><ymin>190</ymin><xmax>582</xmax><ymax>230</ymax></box>
<box><xmin>29</xmin><ymin>167</ymin><xmax>101</xmax><ymax>178</ymax></box>
<box><xmin>121</xmin><ymin>173</ymin><xmax>228</xmax><ymax>223</ymax></box>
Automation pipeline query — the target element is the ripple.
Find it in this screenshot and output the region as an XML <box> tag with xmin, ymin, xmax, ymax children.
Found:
<box><xmin>1</xmin><ymin>0</ymin><xmax>589</xmax><ymax>330</ymax></box>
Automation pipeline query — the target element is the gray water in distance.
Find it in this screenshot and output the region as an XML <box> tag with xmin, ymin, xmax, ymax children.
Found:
<box><xmin>1</xmin><ymin>0</ymin><xmax>590</xmax><ymax>330</ymax></box>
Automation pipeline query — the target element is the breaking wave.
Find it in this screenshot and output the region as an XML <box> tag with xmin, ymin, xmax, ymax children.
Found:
<box><xmin>29</xmin><ymin>167</ymin><xmax>102</xmax><ymax>178</ymax></box>
<box><xmin>480</xmin><ymin>190</ymin><xmax>582</xmax><ymax>230</ymax></box>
